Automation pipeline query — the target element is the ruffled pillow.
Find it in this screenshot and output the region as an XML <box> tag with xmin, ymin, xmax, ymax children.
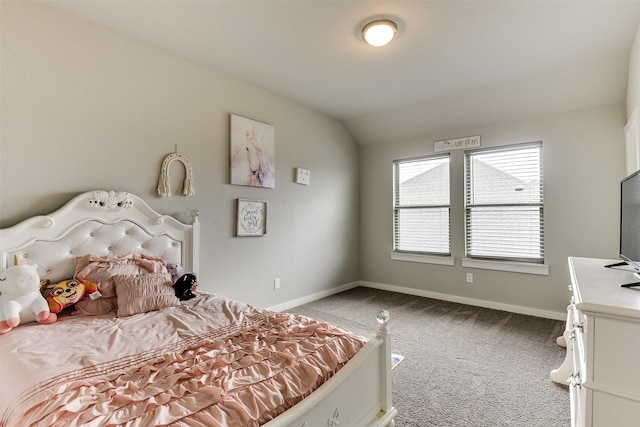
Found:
<box><xmin>114</xmin><ymin>273</ymin><xmax>178</xmax><ymax>317</ymax></box>
<box><xmin>73</xmin><ymin>254</ymin><xmax>169</xmax><ymax>315</ymax></box>
<box><xmin>75</xmin><ymin>254</ymin><xmax>169</xmax><ymax>297</ymax></box>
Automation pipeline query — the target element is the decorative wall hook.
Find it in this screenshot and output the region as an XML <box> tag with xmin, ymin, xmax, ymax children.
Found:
<box><xmin>157</xmin><ymin>146</ymin><xmax>195</xmax><ymax>198</ymax></box>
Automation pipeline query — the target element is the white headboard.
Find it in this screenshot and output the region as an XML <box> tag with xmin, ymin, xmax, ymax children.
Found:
<box><xmin>0</xmin><ymin>190</ymin><xmax>199</xmax><ymax>283</ymax></box>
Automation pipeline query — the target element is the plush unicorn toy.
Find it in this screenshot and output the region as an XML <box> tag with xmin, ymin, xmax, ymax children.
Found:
<box><xmin>0</xmin><ymin>257</ymin><xmax>57</xmax><ymax>334</ymax></box>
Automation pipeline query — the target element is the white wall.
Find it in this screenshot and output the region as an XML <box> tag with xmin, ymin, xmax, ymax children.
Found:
<box><xmin>628</xmin><ymin>24</ymin><xmax>640</xmax><ymax>118</ymax></box>
<box><xmin>360</xmin><ymin>104</ymin><xmax>627</xmax><ymax>316</ymax></box>
<box><xmin>0</xmin><ymin>2</ymin><xmax>360</xmax><ymax>308</ymax></box>
<box><xmin>625</xmin><ymin>25</ymin><xmax>640</xmax><ymax>177</ymax></box>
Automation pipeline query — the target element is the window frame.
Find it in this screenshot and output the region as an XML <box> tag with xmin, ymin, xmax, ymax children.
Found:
<box><xmin>464</xmin><ymin>141</ymin><xmax>544</xmax><ymax>264</ymax></box>
<box><xmin>392</xmin><ymin>153</ymin><xmax>451</xmax><ymax>258</ymax></box>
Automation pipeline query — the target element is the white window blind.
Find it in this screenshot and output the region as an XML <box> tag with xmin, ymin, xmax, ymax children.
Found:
<box><xmin>393</xmin><ymin>154</ymin><xmax>450</xmax><ymax>255</ymax></box>
<box><xmin>465</xmin><ymin>142</ymin><xmax>544</xmax><ymax>263</ymax></box>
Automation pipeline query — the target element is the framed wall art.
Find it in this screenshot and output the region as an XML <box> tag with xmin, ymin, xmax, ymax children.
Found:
<box><xmin>235</xmin><ymin>199</ymin><xmax>267</xmax><ymax>237</ymax></box>
<box><xmin>295</xmin><ymin>167</ymin><xmax>311</xmax><ymax>185</ymax></box>
<box><xmin>229</xmin><ymin>114</ymin><xmax>275</xmax><ymax>188</ymax></box>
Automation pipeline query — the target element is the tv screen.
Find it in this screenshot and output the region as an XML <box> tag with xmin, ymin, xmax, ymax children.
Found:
<box><xmin>620</xmin><ymin>169</ymin><xmax>640</xmax><ymax>276</ymax></box>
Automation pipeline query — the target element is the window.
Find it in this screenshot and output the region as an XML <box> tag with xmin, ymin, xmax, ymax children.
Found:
<box><xmin>465</xmin><ymin>142</ymin><xmax>544</xmax><ymax>263</ymax></box>
<box><xmin>393</xmin><ymin>154</ymin><xmax>450</xmax><ymax>255</ymax></box>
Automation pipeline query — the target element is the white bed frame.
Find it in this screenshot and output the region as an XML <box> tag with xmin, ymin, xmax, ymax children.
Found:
<box><xmin>0</xmin><ymin>190</ymin><xmax>397</xmax><ymax>427</ymax></box>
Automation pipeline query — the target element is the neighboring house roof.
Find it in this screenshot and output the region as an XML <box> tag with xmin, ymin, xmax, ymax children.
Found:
<box><xmin>400</xmin><ymin>163</ymin><xmax>449</xmax><ymax>205</ymax></box>
<box><xmin>400</xmin><ymin>161</ymin><xmax>541</xmax><ymax>205</ymax></box>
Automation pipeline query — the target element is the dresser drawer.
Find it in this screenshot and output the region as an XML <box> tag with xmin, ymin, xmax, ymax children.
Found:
<box><xmin>592</xmin><ymin>390</ymin><xmax>640</xmax><ymax>427</ymax></box>
<box><xmin>591</xmin><ymin>317</ymin><xmax>640</xmax><ymax>389</ymax></box>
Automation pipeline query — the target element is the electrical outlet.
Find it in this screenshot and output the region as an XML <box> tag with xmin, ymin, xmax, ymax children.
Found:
<box><xmin>274</xmin><ymin>278</ymin><xmax>280</xmax><ymax>290</ymax></box>
<box><xmin>466</xmin><ymin>273</ymin><xmax>473</xmax><ymax>283</ymax></box>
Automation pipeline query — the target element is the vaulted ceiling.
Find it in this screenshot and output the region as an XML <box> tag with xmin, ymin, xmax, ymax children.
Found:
<box><xmin>41</xmin><ymin>1</ymin><xmax>640</xmax><ymax>145</ymax></box>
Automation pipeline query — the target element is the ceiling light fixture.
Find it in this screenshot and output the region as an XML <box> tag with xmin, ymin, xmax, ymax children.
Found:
<box><xmin>362</xmin><ymin>19</ymin><xmax>397</xmax><ymax>47</ymax></box>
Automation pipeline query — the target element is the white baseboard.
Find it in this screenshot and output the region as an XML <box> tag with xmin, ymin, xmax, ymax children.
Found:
<box><xmin>266</xmin><ymin>281</ymin><xmax>360</xmax><ymax>312</ymax></box>
<box><xmin>268</xmin><ymin>280</ymin><xmax>566</xmax><ymax>321</ymax></box>
<box><xmin>359</xmin><ymin>280</ymin><xmax>566</xmax><ymax>321</ymax></box>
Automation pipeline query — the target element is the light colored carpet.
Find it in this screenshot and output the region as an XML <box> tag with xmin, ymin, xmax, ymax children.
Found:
<box><xmin>289</xmin><ymin>287</ymin><xmax>570</xmax><ymax>427</ymax></box>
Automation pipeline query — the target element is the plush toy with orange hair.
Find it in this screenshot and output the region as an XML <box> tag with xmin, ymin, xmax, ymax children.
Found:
<box><xmin>46</xmin><ymin>279</ymin><xmax>99</xmax><ymax>313</ymax></box>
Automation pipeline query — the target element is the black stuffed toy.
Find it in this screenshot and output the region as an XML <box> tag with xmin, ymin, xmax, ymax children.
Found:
<box><xmin>173</xmin><ymin>273</ymin><xmax>198</xmax><ymax>301</ymax></box>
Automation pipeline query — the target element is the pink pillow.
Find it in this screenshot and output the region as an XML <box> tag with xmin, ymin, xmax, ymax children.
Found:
<box><xmin>75</xmin><ymin>254</ymin><xmax>169</xmax><ymax>298</ymax></box>
<box><xmin>72</xmin><ymin>254</ymin><xmax>169</xmax><ymax>315</ymax></box>
<box><xmin>114</xmin><ymin>273</ymin><xmax>178</xmax><ymax>317</ymax></box>
<box><xmin>73</xmin><ymin>296</ymin><xmax>117</xmax><ymax>316</ymax></box>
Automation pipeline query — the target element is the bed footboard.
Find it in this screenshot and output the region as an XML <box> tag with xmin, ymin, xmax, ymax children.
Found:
<box><xmin>264</xmin><ymin>310</ymin><xmax>397</xmax><ymax>427</ymax></box>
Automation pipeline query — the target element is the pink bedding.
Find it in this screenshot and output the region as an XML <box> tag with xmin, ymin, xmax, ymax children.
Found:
<box><xmin>0</xmin><ymin>294</ymin><xmax>366</xmax><ymax>426</ymax></box>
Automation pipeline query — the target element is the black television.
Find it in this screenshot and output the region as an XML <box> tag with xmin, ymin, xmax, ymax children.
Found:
<box><xmin>617</xmin><ymin>169</ymin><xmax>640</xmax><ymax>287</ymax></box>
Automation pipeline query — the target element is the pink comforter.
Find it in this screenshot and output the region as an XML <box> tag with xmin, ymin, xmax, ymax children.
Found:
<box><xmin>0</xmin><ymin>294</ymin><xmax>365</xmax><ymax>426</ymax></box>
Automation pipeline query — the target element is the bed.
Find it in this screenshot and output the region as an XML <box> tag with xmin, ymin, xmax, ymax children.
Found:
<box><xmin>0</xmin><ymin>190</ymin><xmax>397</xmax><ymax>427</ymax></box>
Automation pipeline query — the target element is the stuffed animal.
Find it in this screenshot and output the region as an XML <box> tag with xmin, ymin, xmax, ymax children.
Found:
<box><xmin>173</xmin><ymin>273</ymin><xmax>198</xmax><ymax>301</ymax></box>
<box><xmin>46</xmin><ymin>279</ymin><xmax>100</xmax><ymax>313</ymax></box>
<box><xmin>0</xmin><ymin>262</ymin><xmax>57</xmax><ymax>334</ymax></box>
<box><xmin>167</xmin><ymin>263</ymin><xmax>185</xmax><ymax>284</ymax></box>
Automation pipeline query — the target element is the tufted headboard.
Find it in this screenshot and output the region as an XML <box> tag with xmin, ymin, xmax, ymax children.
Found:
<box><xmin>0</xmin><ymin>190</ymin><xmax>199</xmax><ymax>283</ymax></box>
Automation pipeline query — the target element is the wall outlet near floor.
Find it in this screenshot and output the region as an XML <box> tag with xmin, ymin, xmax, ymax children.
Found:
<box><xmin>274</xmin><ymin>278</ymin><xmax>281</xmax><ymax>290</ymax></box>
<box><xmin>466</xmin><ymin>273</ymin><xmax>473</xmax><ymax>283</ymax></box>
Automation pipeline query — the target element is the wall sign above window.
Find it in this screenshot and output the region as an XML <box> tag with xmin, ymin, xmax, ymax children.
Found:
<box><xmin>434</xmin><ymin>135</ymin><xmax>481</xmax><ymax>152</ymax></box>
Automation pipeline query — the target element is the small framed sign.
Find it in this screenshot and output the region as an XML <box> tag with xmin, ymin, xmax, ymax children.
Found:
<box><xmin>235</xmin><ymin>199</ymin><xmax>267</xmax><ymax>237</ymax></box>
<box><xmin>295</xmin><ymin>167</ymin><xmax>311</xmax><ymax>185</ymax></box>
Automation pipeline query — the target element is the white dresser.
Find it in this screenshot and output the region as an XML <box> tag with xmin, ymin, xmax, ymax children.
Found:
<box><xmin>567</xmin><ymin>257</ymin><xmax>640</xmax><ymax>427</ymax></box>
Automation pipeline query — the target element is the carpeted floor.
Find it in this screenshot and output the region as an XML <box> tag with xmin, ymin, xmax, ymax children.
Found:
<box><xmin>289</xmin><ymin>287</ymin><xmax>570</xmax><ymax>427</ymax></box>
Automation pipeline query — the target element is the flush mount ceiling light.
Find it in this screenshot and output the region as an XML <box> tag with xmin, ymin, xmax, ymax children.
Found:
<box><xmin>362</xmin><ymin>19</ymin><xmax>397</xmax><ymax>47</ymax></box>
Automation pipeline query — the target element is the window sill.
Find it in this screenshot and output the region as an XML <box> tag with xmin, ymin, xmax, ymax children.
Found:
<box><xmin>390</xmin><ymin>252</ymin><xmax>455</xmax><ymax>266</ymax></box>
<box><xmin>461</xmin><ymin>258</ymin><xmax>549</xmax><ymax>275</ymax></box>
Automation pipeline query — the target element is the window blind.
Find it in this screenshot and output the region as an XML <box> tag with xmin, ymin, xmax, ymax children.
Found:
<box><xmin>394</xmin><ymin>154</ymin><xmax>450</xmax><ymax>255</ymax></box>
<box><xmin>465</xmin><ymin>142</ymin><xmax>544</xmax><ymax>263</ymax></box>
